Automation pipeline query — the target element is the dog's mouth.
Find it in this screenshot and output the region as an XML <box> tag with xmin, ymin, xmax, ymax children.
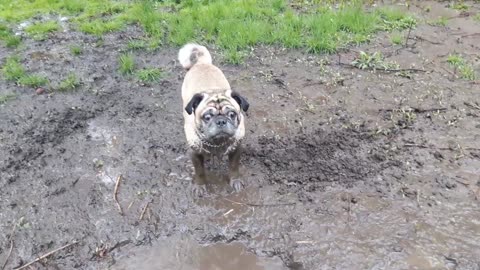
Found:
<box><xmin>212</xmin><ymin>131</ymin><xmax>233</xmax><ymax>139</ymax></box>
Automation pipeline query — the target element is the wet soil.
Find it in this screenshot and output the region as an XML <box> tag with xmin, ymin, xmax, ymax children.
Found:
<box><xmin>1</xmin><ymin>1</ymin><xmax>480</xmax><ymax>269</ymax></box>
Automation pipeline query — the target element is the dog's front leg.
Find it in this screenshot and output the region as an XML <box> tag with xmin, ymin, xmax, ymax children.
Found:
<box><xmin>228</xmin><ymin>145</ymin><xmax>244</xmax><ymax>192</ymax></box>
<box><xmin>191</xmin><ymin>151</ymin><xmax>207</xmax><ymax>196</ymax></box>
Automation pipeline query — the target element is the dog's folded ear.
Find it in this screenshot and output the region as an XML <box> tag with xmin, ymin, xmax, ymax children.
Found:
<box><xmin>231</xmin><ymin>91</ymin><xmax>250</xmax><ymax>112</ymax></box>
<box><xmin>185</xmin><ymin>93</ymin><xmax>204</xmax><ymax>115</ymax></box>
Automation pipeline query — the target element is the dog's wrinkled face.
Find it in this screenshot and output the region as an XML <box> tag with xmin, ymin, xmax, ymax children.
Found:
<box><xmin>185</xmin><ymin>91</ymin><xmax>249</xmax><ymax>142</ymax></box>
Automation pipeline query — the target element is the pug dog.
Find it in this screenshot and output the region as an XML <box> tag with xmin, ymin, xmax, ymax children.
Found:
<box><xmin>177</xmin><ymin>43</ymin><xmax>250</xmax><ymax>196</ymax></box>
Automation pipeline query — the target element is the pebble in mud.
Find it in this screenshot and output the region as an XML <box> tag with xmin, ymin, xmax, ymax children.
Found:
<box><xmin>35</xmin><ymin>87</ymin><xmax>45</xmax><ymax>95</ymax></box>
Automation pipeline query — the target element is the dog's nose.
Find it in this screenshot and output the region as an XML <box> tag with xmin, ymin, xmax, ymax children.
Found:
<box><xmin>216</xmin><ymin>118</ymin><xmax>227</xmax><ymax>127</ymax></box>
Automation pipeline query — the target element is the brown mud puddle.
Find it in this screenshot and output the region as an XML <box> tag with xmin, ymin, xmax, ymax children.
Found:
<box><xmin>112</xmin><ymin>239</ymin><xmax>286</xmax><ymax>270</ymax></box>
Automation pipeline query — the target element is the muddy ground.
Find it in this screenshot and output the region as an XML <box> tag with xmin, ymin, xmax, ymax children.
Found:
<box><xmin>1</xmin><ymin>1</ymin><xmax>480</xmax><ymax>270</ymax></box>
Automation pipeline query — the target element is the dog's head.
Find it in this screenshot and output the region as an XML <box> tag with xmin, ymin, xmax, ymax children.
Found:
<box><xmin>185</xmin><ymin>89</ymin><xmax>249</xmax><ymax>142</ymax></box>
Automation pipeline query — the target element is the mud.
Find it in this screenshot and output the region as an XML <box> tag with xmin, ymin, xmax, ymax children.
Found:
<box><xmin>1</xmin><ymin>1</ymin><xmax>480</xmax><ymax>269</ymax></box>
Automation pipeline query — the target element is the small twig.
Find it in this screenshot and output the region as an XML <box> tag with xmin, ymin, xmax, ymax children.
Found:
<box><xmin>464</xmin><ymin>102</ymin><xmax>480</xmax><ymax>111</ymax></box>
<box><xmin>404</xmin><ymin>143</ymin><xmax>429</xmax><ymax>148</ymax></box>
<box><xmin>222</xmin><ymin>198</ymin><xmax>296</xmax><ymax>207</ymax></box>
<box><xmin>139</xmin><ymin>201</ymin><xmax>150</xmax><ymax>221</ymax></box>
<box><xmin>223</xmin><ymin>209</ymin><xmax>234</xmax><ymax>216</ymax></box>
<box><xmin>380</xmin><ymin>107</ymin><xmax>447</xmax><ymax>113</ymax></box>
<box><xmin>14</xmin><ymin>241</ymin><xmax>78</xmax><ymax>270</ymax></box>
<box><xmin>127</xmin><ymin>199</ymin><xmax>135</xmax><ymax>210</ymax></box>
<box><xmin>403</xmin><ymin>144</ymin><xmax>480</xmax><ymax>151</ymax></box>
<box><xmin>296</xmin><ymin>240</ymin><xmax>315</xmax><ymax>244</ymax></box>
<box><xmin>1</xmin><ymin>222</ymin><xmax>17</xmax><ymax>270</ymax></box>
<box><xmin>461</xmin><ymin>33</ymin><xmax>480</xmax><ymax>38</ymax></box>
<box><xmin>339</xmin><ymin>62</ymin><xmax>427</xmax><ymax>73</ymax></box>
<box><xmin>114</xmin><ymin>174</ymin><xmax>123</xmax><ymax>215</ymax></box>
<box><xmin>414</xmin><ymin>35</ymin><xmax>443</xmax><ymax>45</ymax></box>
<box><xmin>405</xmin><ymin>25</ymin><xmax>413</xmax><ymax>47</ymax></box>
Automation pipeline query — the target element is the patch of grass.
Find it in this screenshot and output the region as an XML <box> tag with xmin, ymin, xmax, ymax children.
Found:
<box><xmin>127</xmin><ymin>40</ymin><xmax>147</xmax><ymax>51</ymax></box>
<box><xmin>70</xmin><ymin>45</ymin><xmax>83</xmax><ymax>56</ymax></box>
<box><xmin>352</xmin><ymin>51</ymin><xmax>399</xmax><ymax>71</ymax></box>
<box><xmin>5</xmin><ymin>35</ymin><xmax>22</xmax><ymax>48</ymax></box>
<box><xmin>17</xmin><ymin>74</ymin><xmax>49</xmax><ymax>87</ymax></box>
<box><xmin>1</xmin><ymin>57</ymin><xmax>49</xmax><ymax>87</ymax></box>
<box><xmin>450</xmin><ymin>2</ymin><xmax>469</xmax><ymax>11</ymax></box>
<box><xmin>390</xmin><ymin>32</ymin><xmax>403</xmax><ymax>45</ymax></box>
<box><xmin>78</xmin><ymin>19</ymin><xmax>123</xmax><ymax>36</ymax></box>
<box><xmin>377</xmin><ymin>7</ymin><xmax>417</xmax><ymax>31</ymax></box>
<box><xmin>1</xmin><ymin>57</ymin><xmax>26</xmax><ymax>82</ymax></box>
<box><xmin>428</xmin><ymin>16</ymin><xmax>448</xmax><ymax>27</ymax></box>
<box><xmin>447</xmin><ymin>54</ymin><xmax>477</xmax><ymax>80</ymax></box>
<box><xmin>224</xmin><ymin>49</ymin><xmax>247</xmax><ymax>65</ymax></box>
<box><xmin>0</xmin><ymin>24</ymin><xmax>21</xmax><ymax>48</ymax></box>
<box><xmin>0</xmin><ymin>0</ymin><xmax>126</xmax><ymax>22</ymax></box>
<box><xmin>25</xmin><ymin>20</ymin><xmax>60</xmax><ymax>40</ymax></box>
<box><xmin>474</xmin><ymin>14</ymin><xmax>480</xmax><ymax>22</ymax></box>
<box><xmin>0</xmin><ymin>93</ymin><xmax>16</xmax><ymax>104</ymax></box>
<box><xmin>0</xmin><ymin>0</ymin><xmax>418</xmax><ymax>64</ymax></box>
<box><xmin>118</xmin><ymin>53</ymin><xmax>135</xmax><ymax>75</ymax></box>
<box><xmin>124</xmin><ymin>0</ymin><xmax>164</xmax><ymax>38</ymax></box>
<box><xmin>58</xmin><ymin>73</ymin><xmax>80</xmax><ymax>91</ymax></box>
<box><xmin>136</xmin><ymin>67</ymin><xmax>164</xmax><ymax>83</ymax></box>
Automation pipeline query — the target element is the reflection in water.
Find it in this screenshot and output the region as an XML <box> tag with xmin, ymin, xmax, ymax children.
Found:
<box><xmin>111</xmin><ymin>236</ymin><xmax>285</xmax><ymax>270</ymax></box>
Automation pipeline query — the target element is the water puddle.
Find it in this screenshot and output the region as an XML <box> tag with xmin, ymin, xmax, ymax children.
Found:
<box><xmin>111</xmin><ymin>237</ymin><xmax>285</xmax><ymax>270</ymax></box>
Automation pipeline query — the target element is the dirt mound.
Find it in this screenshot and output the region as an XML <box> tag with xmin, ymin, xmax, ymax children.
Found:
<box><xmin>247</xmin><ymin>128</ymin><xmax>399</xmax><ymax>186</ymax></box>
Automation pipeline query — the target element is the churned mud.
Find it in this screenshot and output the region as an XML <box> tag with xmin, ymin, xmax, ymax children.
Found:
<box><xmin>1</xmin><ymin>1</ymin><xmax>480</xmax><ymax>269</ymax></box>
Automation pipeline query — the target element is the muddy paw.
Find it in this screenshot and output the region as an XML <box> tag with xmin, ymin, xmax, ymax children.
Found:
<box><xmin>192</xmin><ymin>184</ymin><xmax>207</xmax><ymax>197</ymax></box>
<box><xmin>230</xmin><ymin>179</ymin><xmax>244</xmax><ymax>192</ymax></box>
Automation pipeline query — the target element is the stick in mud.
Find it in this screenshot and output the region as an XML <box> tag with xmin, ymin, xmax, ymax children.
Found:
<box><xmin>114</xmin><ymin>174</ymin><xmax>123</xmax><ymax>215</ymax></box>
<box><xmin>1</xmin><ymin>222</ymin><xmax>17</xmax><ymax>270</ymax></box>
<box><xmin>13</xmin><ymin>241</ymin><xmax>79</xmax><ymax>270</ymax></box>
<box><xmin>139</xmin><ymin>201</ymin><xmax>150</xmax><ymax>221</ymax></box>
<box><xmin>222</xmin><ymin>197</ymin><xmax>296</xmax><ymax>207</ymax></box>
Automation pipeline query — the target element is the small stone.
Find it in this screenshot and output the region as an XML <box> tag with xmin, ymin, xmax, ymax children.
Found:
<box><xmin>433</xmin><ymin>151</ymin><xmax>444</xmax><ymax>160</ymax></box>
<box><xmin>36</xmin><ymin>88</ymin><xmax>45</xmax><ymax>95</ymax></box>
<box><xmin>393</xmin><ymin>246</ymin><xmax>403</xmax><ymax>252</ymax></box>
<box><xmin>445</xmin><ymin>182</ymin><xmax>457</xmax><ymax>189</ymax></box>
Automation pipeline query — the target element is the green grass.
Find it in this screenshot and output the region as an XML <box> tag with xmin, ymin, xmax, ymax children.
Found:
<box><xmin>0</xmin><ymin>0</ymin><xmax>127</xmax><ymax>22</ymax></box>
<box><xmin>2</xmin><ymin>57</ymin><xmax>49</xmax><ymax>87</ymax></box>
<box><xmin>136</xmin><ymin>67</ymin><xmax>164</xmax><ymax>83</ymax></box>
<box><xmin>0</xmin><ymin>24</ymin><xmax>21</xmax><ymax>48</ymax></box>
<box><xmin>78</xmin><ymin>19</ymin><xmax>123</xmax><ymax>36</ymax></box>
<box><xmin>25</xmin><ymin>21</ymin><xmax>60</xmax><ymax>40</ymax></box>
<box><xmin>474</xmin><ymin>14</ymin><xmax>480</xmax><ymax>22</ymax></box>
<box><xmin>451</xmin><ymin>2</ymin><xmax>469</xmax><ymax>11</ymax></box>
<box><xmin>127</xmin><ymin>40</ymin><xmax>147</xmax><ymax>51</ymax></box>
<box><xmin>352</xmin><ymin>51</ymin><xmax>399</xmax><ymax>71</ymax></box>
<box><xmin>447</xmin><ymin>54</ymin><xmax>477</xmax><ymax>80</ymax></box>
<box><xmin>118</xmin><ymin>53</ymin><xmax>135</xmax><ymax>75</ymax></box>
<box><xmin>2</xmin><ymin>57</ymin><xmax>26</xmax><ymax>82</ymax></box>
<box><xmin>70</xmin><ymin>45</ymin><xmax>83</xmax><ymax>56</ymax></box>
<box><xmin>58</xmin><ymin>73</ymin><xmax>80</xmax><ymax>91</ymax></box>
<box><xmin>428</xmin><ymin>16</ymin><xmax>448</xmax><ymax>27</ymax></box>
<box><xmin>17</xmin><ymin>74</ymin><xmax>49</xmax><ymax>87</ymax></box>
<box><xmin>390</xmin><ymin>32</ymin><xmax>403</xmax><ymax>45</ymax></box>
<box><xmin>0</xmin><ymin>93</ymin><xmax>16</xmax><ymax>104</ymax></box>
<box><xmin>0</xmin><ymin>0</ymin><xmax>417</xmax><ymax>64</ymax></box>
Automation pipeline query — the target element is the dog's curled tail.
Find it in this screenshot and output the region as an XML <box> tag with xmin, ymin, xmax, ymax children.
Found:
<box><xmin>178</xmin><ymin>43</ymin><xmax>212</xmax><ymax>70</ymax></box>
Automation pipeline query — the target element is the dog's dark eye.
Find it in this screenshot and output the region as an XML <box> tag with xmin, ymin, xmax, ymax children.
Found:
<box><xmin>203</xmin><ymin>114</ymin><xmax>212</xmax><ymax>121</ymax></box>
<box><xmin>228</xmin><ymin>111</ymin><xmax>236</xmax><ymax>119</ymax></box>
